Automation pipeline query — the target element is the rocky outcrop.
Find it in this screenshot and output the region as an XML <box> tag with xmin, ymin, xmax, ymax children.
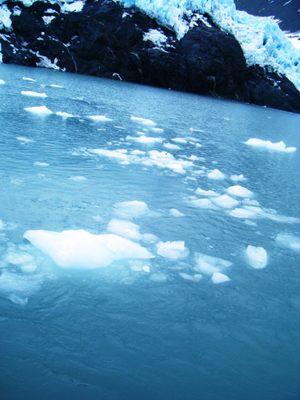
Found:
<box><xmin>1</xmin><ymin>0</ymin><xmax>300</xmax><ymax>113</ymax></box>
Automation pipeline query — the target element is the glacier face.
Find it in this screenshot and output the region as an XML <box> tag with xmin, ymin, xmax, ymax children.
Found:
<box><xmin>0</xmin><ymin>0</ymin><xmax>299</xmax><ymax>89</ymax></box>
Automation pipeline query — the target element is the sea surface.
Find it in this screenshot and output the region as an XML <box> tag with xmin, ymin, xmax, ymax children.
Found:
<box><xmin>0</xmin><ymin>63</ymin><xmax>299</xmax><ymax>400</ymax></box>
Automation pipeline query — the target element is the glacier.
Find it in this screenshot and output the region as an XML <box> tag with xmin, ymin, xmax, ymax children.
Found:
<box><xmin>1</xmin><ymin>0</ymin><xmax>299</xmax><ymax>90</ymax></box>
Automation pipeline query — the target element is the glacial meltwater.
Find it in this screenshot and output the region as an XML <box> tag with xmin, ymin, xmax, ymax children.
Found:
<box><xmin>0</xmin><ymin>64</ymin><xmax>299</xmax><ymax>400</ymax></box>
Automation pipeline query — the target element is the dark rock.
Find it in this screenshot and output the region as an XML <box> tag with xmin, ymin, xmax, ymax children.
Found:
<box><xmin>1</xmin><ymin>0</ymin><xmax>299</xmax><ymax>113</ymax></box>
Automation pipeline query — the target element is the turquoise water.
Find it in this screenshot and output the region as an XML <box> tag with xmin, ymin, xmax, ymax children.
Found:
<box><xmin>0</xmin><ymin>64</ymin><xmax>299</xmax><ymax>400</ymax></box>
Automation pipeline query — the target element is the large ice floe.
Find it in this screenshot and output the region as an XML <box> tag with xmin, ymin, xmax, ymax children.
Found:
<box><xmin>245</xmin><ymin>138</ymin><xmax>297</xmax><ymax>153</ymax></box>
<box><xmin>23</xmin><ymin>229</ymin><xmax>154</xmax><ymax>269</ymax></box>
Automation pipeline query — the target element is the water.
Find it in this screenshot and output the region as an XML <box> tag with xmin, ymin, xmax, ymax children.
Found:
<box><xmin>0</xmin><ymin>63</ymin><xmax>299</xmax><ymax>400</ymax></box>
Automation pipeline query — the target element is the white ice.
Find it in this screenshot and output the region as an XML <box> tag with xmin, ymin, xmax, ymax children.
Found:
<box><xmin>179</xmin><ymin>272</ymin><xmax>202</xmax><ymax>282</ymax></box>
<box><xmin>107</xmin><ymin>219</ymin><xmax>142</xmax><ymax>241</ymax></box>
<box><xmin>113</xmin><ymin>200</ymin><xmax>149</xmax><ymax>219</ymax></box>
<box><xmin>21</xmin><ymin>90</ymin><xmax>47</xmax><ymax>98</ymax></box>
<box><xmin>56</xmin><ymin>111</ymin><xmax>75</xmax><ymax>119</ymax></box>
<box><xmin>246</xmin><ymin>245</ymin><xmax>268</xmax><ymax>269</ymax></box>
<box><xmin>88</xmin><ymin>115</ymin><xmax>112</xmax><ymax>122</ymax></box>
<box><xmin>156</xmin><ymin>240</ymin><xmax>189</xmax><ymax>260</ymax></box>
<box><xmin>245</xmin><ymin>138</ymin><xmax>297</xmax><ymax>153</ymax></box>
<box><xmin>226</xmin><ymin>185</ymin><xmax>253</xmax><ymax>198</ymax></box>
<box><xmin>24</xmin><ymin>105</ymin><xmax>53</xmax><ymax>116</ymax></box>
<box><xmin>211</xmin><ymin>272</ymin><xmax>231</xmax><ymax>284</ymax></box>
<box><xmin>207</xmin><ymin>168</ymin><xmax>226</xmax><ymax>180</ymax></box>
<box><xmin>195</xmin><ymin>188</ymin><xmax>219</xmax><ymax>197</ymax></box>
<box><xmin>212</xmin><ymin>194</ymin><xmax>239</xmax><ymax>209</ymax></box>
<box><xmin>169</xmin><ymin>208</ymin><xmax>185</xmax><ymax>217</ymax></box>
<box><xmin>195</xmin><ymin>253</ymin><xmax>232</xmax><ymax>276</ymax></box>
<box><xmin>24</xmin><ymin>229</ymin><xmax>154</xmax><ymax>269</ymax></box>
<box><xmin>130</xmin><ymin>116</ymin><xmax>156</xmax><ymax>127</ymax></box>
<box><xmin>275</xmin><ymin>233</ymin><xmax>300</xmax><ymax>252</ymax></box>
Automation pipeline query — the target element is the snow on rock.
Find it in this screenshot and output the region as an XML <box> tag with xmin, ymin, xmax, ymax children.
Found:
<box><xmin>143</xmin><ymin>28</ymin><xmax>168</xmax><ymax>48</ymax></box>
<box><xmin>156</xmin><ymin>241</ymin><xmax>189</xmax><ymax>260</ymax></box>
<box><xmin>275</xmin><ymin>233</ymin><xmax>300</xmax><ymax>252</ymax></box>
<box><xmin>226</xmin><ymin>185</ymin><xmax>253</xmax><ymax>198</ymax></box>
<box><xmin>23</xmin><ymin>229</ymin><xmax>153</xmax><ymax>269</ymax></box>
<box><xmin>245</xmin><ymin>138</ymin><xmax>297</xmax><ymax>153</ymax></box>
<box><xmin>211</xmin><ymin>272</ymin><xmax>231</xmax><ymax>284</ymax></box>
<box><xmin>113</xmin><ymin>200</ymin><xmax>149</xmax><ymax>219</ymax></box>
<box><xmin>21</xmin><ymin>90</ymin><xmax>47</xmax><ymax>98</ymax></box>
<box><xmin>246</xmin><ymin>245</ymin><xmax>268</xmax><ymax>269</ymax></box>
<box><xmin>195</xmin><ymin>253</ymin><xmax>232</xmax><ymax>276</ymax></box>
<box><xmin>207</xmin><ymin>168</ymin><xmax>226</xmax><ymax>180</ymax></box>
<box><xmin>24</xmin><ymin>105</ymin><xmax>53</xmax><ymax>116</ymax></box>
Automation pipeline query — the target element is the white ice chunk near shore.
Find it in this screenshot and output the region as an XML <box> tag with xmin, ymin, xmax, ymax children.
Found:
<box><xmin>24</xmin><ymin>105</ymin><xmax>53</xmax><ymax>116</ymax></box>
<box><xmin>23</xmin><ymin>229</ymin><xmax>153</xmax><ymax>269</ymax></box>
<box><xmin>246</xmin><ymin>245</ymin><xmax>268</xmax><ymax>269</ymax></box>
<box><xmin>21</xmin><ymin>90</ymin><xmax>47</xmax><ymax>98</ymax></box>
<box><xmin>245</xmin><ymin>138</ymin><xmax>296</xmax><ymax>153</ymax></box>
<box><xmin>156</xmin><ymin>241</ymin><xmax>188</xmax><ymax>260</ymax></box>
<box><xmin>275</xmin><ymin>233</ymin><xmax>300</xmax><ymax>252</ymax></box>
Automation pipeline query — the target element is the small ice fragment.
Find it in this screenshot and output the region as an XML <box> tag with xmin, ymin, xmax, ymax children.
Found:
<box><xmin>275</xmin><ymin>233</ymin><xmax>300</xmax><ymax>252</ymax></box>
<box><xmin>229</xmin><ymin>208</ymin><xmax>258</xmax><ymax>219</ymax></box>
<box><xmin>207</xmin><ymin>169</ymin><xmax>226</xmax><ymax>180</ymax></box>
<box><xmin>190</xmin><ymin>198</ymin><xmax>214</xmax><ymax>209</ymax></box>
<box><xmin>107</xmin><ymin>219</ymin><xmax>142</xmax><ymax>241</ymax></box>
<box><xmin>0</xmin><ymin>79</ymin><xmax>5</xmax><ymax>85</ymax></box>
<box><xmin>151</xmin><ymin>127</ymin><xmax>164</xmax><ymax>133</ymax></box>
<box><xmin>127</xmin><ymin>135</ymin><xmax>163</xmax><ymax>145</ymax></box>
<box><xmin>69</xmin><ymin>176</ymin><xmax>86</xmax><ymax>181</ymax></box>
<box><xmin>0</xmin><ymin>220</ymin><xmax>6</xmax><ymax>230</ymax></box>
<box><xmin>195</xmin><ymin>188</ymin><xmax>219</xmax><ymax>197</ymax></box>
<box><xmin>22</xmin><ymin>77</ymin><xmax>36</xmax><ymax>82</ymax></box>
<box><xmin>88</xmin><ymin>115</ymin><xmax>112</xmax><ymax>122</ymax></box>
<box><xmin>49</xmin><ymin>84</ymin><xmax>64</xmax><ymax>88</ymax></box>
<box><xmin>212</xmin><ymin>194</ymin><xmax>239</xmax><ymax>209</ymax></box>
<box><xmin>246</xmin><ymin>245</ymin><xmax>268</xmax><ymax>269</ymax></box>
<box><xmin>156</xmin><ymin>241</ymin><xmax>189</xmax><ymax>260</ymax></box>
<box><xmin>16</xmin><ymin>136</ymin><xmax>33</xmax><ymax>144</ymax></box>
<box><xmin>211</xmin><ymin>272</ymin><xmax>231</xmax><ymax>284</ymax></box>
<box><xmin>8</xmin><ymin>294</ymin><xmax>28</xmax><ymax>306</ymax></box>
<box><xmin>24</xmin><ymin>229</ymin><xmax>153</xmax><ymax>269</ymax></box>
<box><xmin>195</xmin><ymin>253</ymin><xmax>232</xmax><ymax>275</ymax></box>
<box><xmin>179</xmin><ymin>272</ymin><xmax>202</xmax><ymax>282</ymax></box>
<box><xmin>169</xmin><ymin>208</ymin><xmax>185</xmax><ymax>217</ymax></box>
<box><xmin>230</xmin><ymin>174</ymin><xmax>246</xmax><ymax>182</ymax></box>
<box><xmin>21</xmin><ymin>90</ymin><xmax>47</xmax><ymax>98</ymax></box>
<box><xmin>34</xmin><ymin>162</ymin><xmax>49</xmax><ymax>167</ymax></box>
<box><xmin>25</xmin><ymin>105</ymin><xmax>52</xmax><ymax>116</ymax></box>
<box><xmin>113</xmin><ymin>200</ymin><xmax>149</xmax><ymax>219</ymax></box>
<box><xmin>226</xmin><ymin>185</ymin><xmax>253</xmax><ymax>198</ymax></box>
<box><xmin>163</xmin><ymin>143</ymin><xmax>181</xmax><ymax>150</ymax></box>
<box><xmin>245</xmin><ymin>138</ymin><xmax>296</xmax><ymax>153</ymax></box>
<box><xmin>56</xmin><ymin>111</ymin><xmax>74</xmax><ymax>119</ymax></box>
<box><xmin>150</xmin><ymin>273</ymin><xmax>167</xmax><ymax>282</ymax></box>
<box><xmin>131</xmin><ymin>116</ymin><xmax>156</xmax><ymax>127</ymax></box>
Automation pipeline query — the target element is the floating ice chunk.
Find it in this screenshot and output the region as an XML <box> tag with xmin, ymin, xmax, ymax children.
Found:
<box><xmin>21</xmin><ymin>90</ymin><xmax>47</xmax><ymax>98</ymax></box>
<box><xmin>246</xmin><ymin>245</ymin><xmax>268</xmax><ymax>269</ymax></box>
<box><xmin>0</xmin><ymin>220</ymin><xmax>6</xmax><ymax>230</ymax></box>
<box><xmin>143</xmin><ymin>150</ymin><xmax>192</xmax><ymax>174</ymax></box>
<box><xmin>107</xmin><ymin>219</ymin><xmax>142</xmax><ymax>241</ymax></box>
<box><xmin>226</xmin><ymin>185</ymin><xmax>253</xmax><ymax>198</ymax></box>
<box><xmin>7</xmin><ymin>294</ymin><xmax>28</xmax><ymax>306</ymax></box>
<box><xmin>131</xmin><ymin>116</ymin><xmax>156</xmax><ymax>127</ymax></box>
<box><xmin>179</xmin><ymin>272</ymin><xmax>202</xmax><ymax>282</ymax></box>
<box><xmin>195</xmin><ymin>188</ymin><xmax>219</xmax><ymax>197</ymax></box>
<box><xmin>189</xmin><ymin>198</ymin><xmax>215</xmax><ymax>209</ymax></box>
<box><xmin>156</xmin><ymin>241</ymin><xmax>189</xmax><ymax>260</ymax></box>
<box><xmin>229</xmin><ymin>208</ymin><xmax>259</xmax><ymax>219</ymax></box>
<box><xmin>275</xmin><ymin>233</ymin><xmax>300</xmax><ymax>252</ymax></box>
<box><xmin>34</xmin><ymin>162</ymin><xmax>49</xmax><ymax>167</ymax></box>
<box><xmin>208</xmin><ymin>169</ymin><xmax>226</xmax><ymax>180</ymax></box>
<box><xmin>113</xmin><ymin>200</ymin><xmax>149</xmax><ymax>219</ymax></box>
<box><xmin>90</xmin><ymin>148</ymin><xmax>130</xmax><ymax>164</ymax></box>
<box><xmin>49</xmin><ymin>84</ymin><xmax>64</xmax><ymax>88</ymax></box>
<box><xmin>245</xmin><ymin>138</ymin><xmax>296</xmax><ymax>153</ymax></box>
<box><xmin>25</xmin><ymin>105</ymin><xmax>53</xmax><ymax>116</ymax></box>
<box><xmin>151</xmin><ymin>127</ymin><xmax>164</xmax><ymax>134</ymax></box>
<box><xmin>211</xmin><ymin>272</ymin><xmax>231</xmax><ymax>284</ymax></box>
<box><xmin>88</xmin><ymin>115</ymin><xmax>112</xmax><ymax>122</ymax></box>
<box><xmin>212</xmin><ymin>194</ymin><xmax>239</xmax><ymax>209</ymax></box>
<box><xmin>56</xmin><ymin>111</ymin><xmax>75</xmax><ymax>119</ymax></box>
<box><xmin>16</xmin><ymin>136</ymin><xmax>33</xmax><ymax>144</ymax></box>
<box><xmin>127</xmin><ymin>135</ymin><xmax>163</xmax><ymax>145</ymax></box>
<box><xmin>24</xmin><ymin>229</ymin><xmax>153</xmax><ymax>269</ymax></box>
<box><xmin>150</xmin><ymin>273</ymin><xmax>167</xmax><ymax>282</ymax></box>
<box><xmin>0</xmin><ymin>79</ymin><xmax>6</xmax><ymax>85</ymax></box>
<box><xmin>22</xmin><ymin>77</ymin><xmax>36</xmax><ymax>82</ymax></box>
<box><xmin>172</xmin><ymin>137</ymin><xmax>187</xmax><ymax>144</ymax></box>
<box><xmin>0</xmin><ymin>270</ymin><xmax>41</xmax><ymax>299</ymax></box>
<box><xmin>195</xmin><ymin>253</ymin><xmax>232</xmax><ymax>276</ymax></box>
<box><xmin>69</xmin><ymin>176</ymin><xmax>87</xmax><ymax>181</ymax></box>
<box><xmin>169</xmin><ymin>208</ymin><xmax>185</xmax><ymax>217</ymax></box>
<box><xmin>163</xmin><ymin>143</ymin><xmax>181</xmax><ymax>151</ymax></box>
<box><xmin>230</xmin><ymin>174</ymin><xmax>246</xmax><ymax>182</ymax></box>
